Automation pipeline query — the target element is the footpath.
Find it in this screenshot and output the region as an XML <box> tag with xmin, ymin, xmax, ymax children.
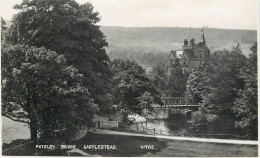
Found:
<box><xmin>96</xmin><ymin>129</ymin><xmax>258</xmax><ymax>145</ymax></box>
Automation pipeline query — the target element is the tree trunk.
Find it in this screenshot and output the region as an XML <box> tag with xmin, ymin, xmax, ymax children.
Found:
<box><xmin>30</xmin><ymin>117</ymin><xmax>37</xmax><ymax>143</ymax></box>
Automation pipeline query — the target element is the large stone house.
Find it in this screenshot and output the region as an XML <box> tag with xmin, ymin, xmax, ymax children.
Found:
<box><xmin>167</xmin><ymin>29</ymin><xmax>210</xmax><ymax>75</ymax></box>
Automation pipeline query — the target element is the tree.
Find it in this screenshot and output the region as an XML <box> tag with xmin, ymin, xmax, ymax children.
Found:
<box><xmin>2</xmin><ymin>44</ymin><xmax>97</xmax><ymax>143</ymax></box>
<box><xmin>167</xmin><ymin>61</ymin><xmax>187</xmax><ymax>97</ymax></box>
<box><xmin>188</xmin><ymin>110</ymin><xmax>208</xmax><ymax>132</ymax></box>
<box><xmin>187</xmin><ymin>48</ymin><xmax>246</xmax><ymax>115</ymax></box>
<box><xmin>187</xmin><ymin>45</ymin><xmax>257</xmax><ymax>138</ymax></box>
<box><xmin>205</xmin><ymin>49</ymin><xmax>246</xmax><ymax>115</ymax></box>
<box><xmin>7</xmin><ymin>0</ymin><xmax>112</xmax><ymax>113</ymax></box>
<box><xmin>233</xmin><ymin>43</ymin><xmax>257</xmax><ymax>139</ymax></box>
<box><xmin>150</xmin><ymin>62</ymin><xmax>168</xmax><ymax>95</ymax></box>
<box><xmin>111</xmin><ymin>59</ymin><xmax>161</xmax><ymax>116</ymax></box>
<box><xmin>151</xmin><ymin>59</ymin><xmax>187</xmax><ymax>97</ymax></box>
<box><xmin>186</xmin><ymin>47</ymin><xmax>252</xmax><ymax>137</ymax></box>
<box><xmin>186</xmin><ymin>65</ymin><xmax>213</xmax><ymax>103</ymax></box>
<box><xmin>137</xmin><ymin>91</ymin><xmax>155</xmax><ymax>126</ymax></box>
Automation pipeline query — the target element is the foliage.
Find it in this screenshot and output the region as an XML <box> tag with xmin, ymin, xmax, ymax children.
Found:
<box><xmin>151</xmin><ymin>59</ymin><xmax>187</xmax><ymax>97</ymax></box>
<box><xmin>232</xmin><ymin>43</ymin><xmax>257</xmax><ymax>139</ymax></box>
<box><xmin>7</xmin><ymin>0</ymin><xmax>113</xmax><ymax>112</ymax></box>
<box><xmin>111</xmin><ymin>59</ymin><xmax>161</xmax><ymax>116</ymax></box>
<box><xmin>167</xmin><ymin>62</ymin><xmax>188</xmax><ymax>97</ymax></box>
<box><xmin>2</xmin><ymin>44</ymin><xmax>97</xmax><ymax>142</ymax></box>
<box><xmin>107</xmin><ymin>46</ymin><xmax>168</xmax><ymax>66</ymax></box>
<box><xmin>137</xmin><ymin>91</ymin><xmax>155</xmax><ymax>116</ymax></box>
<box><xmin>187</xmin><ymin>43</ymin><xmax>257</xmax><ymax>139</ymax></box>
<box><xmin>188</xmin><ymin>110</ymin><xmax>208</xmax><ymax>132</ymax></box>
<box><xmin>186</xmin><ymin>65</ymin><xmax>213</xmax><ymax>103</ymax></box>
<box><xmin>150</xmin><ymin>62</ymin><xmax>168</xmax><ymax>94</ymax></box>
<box><xmin>187</xmin><ymin>48</ymin><xmax>246</xmax><ymax>115</ymax></box>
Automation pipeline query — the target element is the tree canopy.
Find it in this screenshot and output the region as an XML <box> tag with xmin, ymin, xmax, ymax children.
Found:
<box><xmin>151</xmin><ymin>59</ymin><xmax>187</xmax><ymax>97</ymax></box>
<box><xmin>167</xmin><ymin>61</ymin><xmax>187</xmax><ymax>97</ymax></box>
<box><xmin>187</xmin><ymin>44</ymin><xmax>257</xmax><ymax>139</ymax></box>
<box><xmin>111</xmin><ymin>59</ymin><xmax>161</xmax><ymax>116</ymax></box>
<box><xmin>7</xmin><ymin>0</ymin><xmax>113</xmax><ymax>112</ymax></box>
<box><xmin>2</xmin><ymin>44</ymin><xmax>97</xmax><ymax>142</ymax></box>
<box><xmin>187</xmin><ymin>48</ymin><xmax>246</xmax><ymax>115</ymax></box>
<box><xmin>150</xmin><ymin>62</ymin><xmax>168</xmax><ymax>95</ymax></box>
<box><xmin>233</xmin><ymin>43</ymin><xmax>257</xmax><ymax>139</ymax></box>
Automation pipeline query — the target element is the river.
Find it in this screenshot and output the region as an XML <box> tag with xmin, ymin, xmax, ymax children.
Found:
<box><xmin>135</xmin><ymin>109</ymin><xmax>248</xmax><ymax>139</ymax></box>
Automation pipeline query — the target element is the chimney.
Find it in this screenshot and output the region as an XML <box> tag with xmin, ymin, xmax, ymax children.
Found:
<box><xmin>184</xmin><ymin>39</ymin><xmax>188</xmax><ymax>46</ymax></box>
<box><xmin>190</xmin><ymin>38</ymin><xmax>195</xmax><ymax>45</ymax></box>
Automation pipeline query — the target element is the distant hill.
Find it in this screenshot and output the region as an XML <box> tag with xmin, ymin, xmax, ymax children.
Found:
<box><xmin>3</xmin><ymin>18</ymin><xmax>256</xmax><ymax>65</ymax></box>
<box><xmin>101</xmin><ymin>26</ymin><xmax>257</xmax><ymax>57</ymax></box>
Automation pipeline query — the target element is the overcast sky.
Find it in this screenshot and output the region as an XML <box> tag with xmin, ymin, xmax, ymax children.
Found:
<box><xmin>0</xmin><ymin>0</ymin><xmax>258</xmax><ymax>30</ymax></box>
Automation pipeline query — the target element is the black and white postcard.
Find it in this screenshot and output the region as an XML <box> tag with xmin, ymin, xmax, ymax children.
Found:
<box><xmin>1</xmin><ymin>0</ymin><xmax>258</xmax><ymax>157</ymax></box>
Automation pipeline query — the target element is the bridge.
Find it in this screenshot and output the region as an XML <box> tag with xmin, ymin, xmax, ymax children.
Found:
<box><xmin>153</xmin><ymin>97</ymin><xmax>199</xmax><ymax>114</ymax></box>
<box><xmin>157</xmin><ymin>97</ymin><xmax>198</xmax><ymax>106</ymax></box>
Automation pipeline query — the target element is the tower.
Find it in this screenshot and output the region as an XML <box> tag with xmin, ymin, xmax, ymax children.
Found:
<box><xmin>200</xmin><ymin>28</ymin><xmax>206</xmax><ymax>44</ymax></box>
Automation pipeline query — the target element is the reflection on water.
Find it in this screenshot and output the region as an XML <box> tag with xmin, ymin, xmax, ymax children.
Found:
<box><xmin>137</xmin><ymin>109</ymin><xmax>246</xmax><ymax>138</ymax></box>
<box><xmin>146</xmin><ymin>114</ymin><xmax>189</xmax><ymax>132</ymax></box>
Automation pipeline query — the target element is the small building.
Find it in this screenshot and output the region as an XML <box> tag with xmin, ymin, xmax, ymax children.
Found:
<box><xmin>167</xmin><ymin>29</ymin><xmax>210</xmax><ymax>75</ymax></box>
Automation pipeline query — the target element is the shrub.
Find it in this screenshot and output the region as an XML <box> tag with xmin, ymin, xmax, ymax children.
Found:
<box><xmin>188</xmin><ymin>111</ymin><xmax>208</xmax><ymax>133</ymax></box>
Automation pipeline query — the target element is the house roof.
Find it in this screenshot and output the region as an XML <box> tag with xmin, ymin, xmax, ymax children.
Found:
<box><xmin>183</xmin><ymin>50</ymin><xmax>196</xmax><ymax>58</ymax></box>
<box><xmin>168</xmin><ymin>50</ymin><xmax>177</xmax><ymax>59</ymax></box>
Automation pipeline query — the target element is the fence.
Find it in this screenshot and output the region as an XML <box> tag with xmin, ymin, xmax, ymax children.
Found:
<box><xmin>94</xmin><ymin>121</ymin><xmax>118</xmax><ymax>129</ymax></box>
<box><xmin>122</xmin><ymin>123</ymin><xmax>176</xmax><ymax>136</ymax></box>
<box><xmin>119</xmin><ymin>123</ymin><xmax>248</xmax><ymax>139</ymax></box>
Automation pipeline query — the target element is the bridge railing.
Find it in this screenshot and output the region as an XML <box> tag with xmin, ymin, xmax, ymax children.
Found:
<box><xmin>160</xmin><ymin>97</ymin><xmax>197</xmax><ymax>106</ymax></box>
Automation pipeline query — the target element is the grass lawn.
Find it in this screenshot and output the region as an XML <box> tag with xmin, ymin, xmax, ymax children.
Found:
<box><xmin>74</xmin><ymin>133</ymin><xmax>258</xmax><ymax>157</ymax></box>
<box><xmin>3</xmin><ymin>132</ymin><xmax>258</xmax><ymax>157</ymax></box>
<box><xmin>2</xmin><ymin>116</ymin><xmax>30</xmax><ymax>144</ymax></box>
